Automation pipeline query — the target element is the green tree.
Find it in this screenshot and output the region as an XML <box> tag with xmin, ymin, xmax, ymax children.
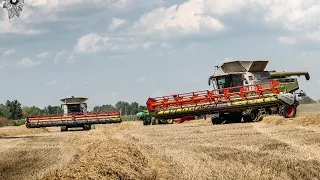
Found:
<box><xmin>42</xmin><ymin>105</ymin><xmax>63</xmax><ymax>114</ymax></box>
<box><xmin>5</xmin><ymin>100</ymin><xmax>23</xmax><ymax>120</ymax></box>
<box><xmin>93</xmin><ymin>104</ymin><xmax>116</xmax><ymax>112</ymax></box>
<box><xmin>300</xmin><ymin>96</ymin><xmax>316</xmax><ymax>104</ymax></box>
<box><xmin>115</xmin><ymin>101</ymin><xmax>131</xmax><ymax>115</ymax></box>
<box><xmin>22</xmin><ymin>106</ymin><xmax>42</xmax><ymax>117</ymax></box>
<box><xmin>94</xmin><ymin>101</ymin><xmax>147</xmax><ymax>116</ymax></box>
<box><xmin>0</xmin><ymin>103</ymin><xmax>9</xmax><ymax>118</ymax></box>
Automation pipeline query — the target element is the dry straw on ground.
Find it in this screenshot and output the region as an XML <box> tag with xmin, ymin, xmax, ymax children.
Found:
<box><xmin>262</xmin><ymin>114</ymin><xmax>320</xmax><ymax>126</ymax></box>
<box><xmin>0</xmin><ymin>104</ymin><xmax>320</xmax><ymax>180</ymax></box>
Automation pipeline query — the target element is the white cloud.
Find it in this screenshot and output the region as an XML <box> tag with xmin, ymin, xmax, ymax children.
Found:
<box><xmin>0</xmin><ymin>5</ymin><xmax>47</xmax><ymax>35</ymax></box>
<box><xmin>72</xmin><ymin>33</ymin><xmax>153</xmax><ymax>54</ymax></box>
<box><xmin>54</xmin><ymin>50</ymin><xmax>69</xmax><ymax>64</ymax></box>
<box><xmin>186</xmin><ymin>42</ymin><xmax>207</xmax><ymax>51</ymax></box>
<box><xmin>0</xmin><ymin>20</ymin><xmax>45</xmax><ymax>35</ymax></box>
<box><xmin>108</xmin><ymin>17</ymin><xmax>127</xmax><ymax>31</ymax></box>
<box><xmin>73</xmin><ymin>33</ymin><xmax>110</xmax><ymax>54</ymax></box>
<box><xmin>305</xmin><ymin>30</ymin><xmax>320</xmax><ymax>42</ymax></box>
<box><xmin>2</xmin><ymin>48</ymin><xmax>16</xmax><ymax>55</ymax></box>
<box><xmin>37</xmin><ymin>51</ymin><xmax>52</xmax><ymax>58</ymax></box>
<box><xmin>117</xmin><ymin>0</ymin><xmax>320</xmax><ymax>42</ymax></box>
<box><xmin>0</xmin><ymin>0</ymin><xmax>163</xmax><ymax>36</ymax></box>
<box><xmin>204</xmin><ymin>0</ymin><xmax>320</xmax><ymax>42</ymax></box>
<box><xmin>45</xmin><ymin>80</ymin><xmax>57</xmax><ymax>86</ymax></box>
<box><xmin>2</xmin><ymin>0</ymin><xmax>320</xmax><ymax>43</ymax></box>
<box><xmin>25</xmin><ymin>0</ymin><xmax>134</xmax><ymax>9</ymax></box>
<box><xmin>277</xmin><ymin>36</ymin><xmax>297</xmax><ymax>44</ymax></box>
<box><xmin>160</xmin><ymin>42</ymin><xmax>173</xmax><ymax>49</ymax></box>
<box><xmin>17</xmin><ymin>0</ymin><xmax>165</xmax><ymax>24</ymax></box>
<box><xmin>130</xmin><ymin>0</ymin><xmax>225</xmax><ymax>37</ymax></box>
<box><xmin>205</xmin><ymin>0</ymin><xmax>249</xmax><ymax>15</ymax></box>
<box><xmin>137</xmin><ymin>76</ymin><xmax>146</xmax><ymax>82</ymax></box>
<box><xmin>16</xmin><ymin>58</ymin><xmax>42</xmax><ymax>68</ymax></box>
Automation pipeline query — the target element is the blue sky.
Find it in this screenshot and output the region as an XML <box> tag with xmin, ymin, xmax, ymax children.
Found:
<box><xmin>0</xmin><ymin>0</ymin><xmax>319</xmax><ymax>108</ymax></box>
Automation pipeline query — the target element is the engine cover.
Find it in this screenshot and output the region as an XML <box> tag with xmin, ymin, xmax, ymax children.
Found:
<box><xmin>277</xmin><ymin>93</ymin><xmax>295</xmax><ymax>105</ymax></box>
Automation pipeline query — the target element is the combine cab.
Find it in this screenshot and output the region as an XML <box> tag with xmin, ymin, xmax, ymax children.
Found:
<box><xmin>142</xmin><ymin>60</ymin><xmax>310</xmax><ymax>125</ymax></box>
<box><xmin>26</xmin><ymin>96</ymin><xmax>122</xmax><ymax>131</ymax></box>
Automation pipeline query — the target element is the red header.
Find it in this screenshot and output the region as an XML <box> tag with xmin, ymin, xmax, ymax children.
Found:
<box><xmin>26</xmin><ymin>110</ymin><xmax>120</xmax><ymax>121</ymax></box>
<box><xmin>146</xmin><ymin>80</ymin><xmax>280</xmax><ymax>111</ymax></box>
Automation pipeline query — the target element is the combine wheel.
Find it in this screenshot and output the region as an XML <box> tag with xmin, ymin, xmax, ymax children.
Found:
<box><xmin>166</xmin><ymin>119</ymin><xmax>174</xmax><ymax>124</ymax></box>
<box><xmin>143</xmin><ymin>120</ymin><xmax>150</xmax><ymax>125</ymax></box>
<box><xmin>83</xmin><ymin>124</ymin><xmax>91</xmax><ymax>130</ymax></box>
<box><xmin>243</xmin><ymin>110</ymin><xmax>259</xmax><ymax>123</ymax></box>
<box><xmin>211</xmin><ymin>114</ymin><xmax>225</xmax><ymax>125</ymax></box>
<box><xmin>152</xmin><ymin>118</ymin><xmax>159</xmax><ymax>125</ymax></box>
<box><xmin>61</xmin><ymin>126</ymin><xmax>68</xmax><ymax>132</ymax></box>
<box><xmin>227</xmin><ymin>112</ymin><xmax>242</xmax><ymax>123</ymax></box>
<box><xmin>280</xmin><ymin>105</ymin><xmax>297</xmax><ymax>118</ymax></box>
<box><xmin>211</xmin><ymin>112</ymin><xmax>242</xmax><ymax>125</ymax></box>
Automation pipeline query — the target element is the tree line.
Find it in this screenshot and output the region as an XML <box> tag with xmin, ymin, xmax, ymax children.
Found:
<box><xmin>93</xmin><ymin>101</ymin><xmax>146</xmax><ymax>116</ymax></box>
<box><xmin>0</xmin><ymin>100</ymin><xmax>146</xmax><ymax>120</ymax></box>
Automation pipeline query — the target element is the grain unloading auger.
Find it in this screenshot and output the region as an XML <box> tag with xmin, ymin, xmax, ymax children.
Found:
<box><xmin>139</xmin><ymin>60</ymin><xmax>310</xmax><ymax>125</ymax></box>
<box><xmin>26</xmin><ymin>96</ymin><xmax>122</xmax><ymax>131</ymax></box>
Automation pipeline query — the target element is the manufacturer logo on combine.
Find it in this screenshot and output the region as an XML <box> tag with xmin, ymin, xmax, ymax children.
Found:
<box><xmin>2</xmin><ymin>0</ymin><xmax>24</xmax><ymax>19</ymax></box>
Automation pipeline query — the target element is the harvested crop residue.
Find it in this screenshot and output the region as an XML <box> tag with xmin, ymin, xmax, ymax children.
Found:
<box><xmin>1</xmin><ymin>107</ymin><xmax>320</xmax><ymax>180</ymax></box>
<box><xmin>262</xmin><ymin>114</ymin><xmax>320</xmax><ymax>126</ymax></box>
<box><xmin>0</xmin><ymin>125</ymin><xmax>50</xmax><ymax>137</ymax></box>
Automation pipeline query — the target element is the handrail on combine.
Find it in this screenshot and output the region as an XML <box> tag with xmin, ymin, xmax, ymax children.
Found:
<box><xmin>146</xmin><ymin>80</ymin><xmax>280</xmax><ymax>111</ymax></box>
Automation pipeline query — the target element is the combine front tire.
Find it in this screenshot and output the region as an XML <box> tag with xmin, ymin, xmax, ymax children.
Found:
<box><xmin>280</xmin><ymin>105</ymin><xmax>297</xmax><ymax>118</ymax></box>
<box><xmin>143</xmin><ymin>120</ymin><xmax>152</xmax><ymax>125</ymax></box>
<box><xmin>228</xmin><ymin>112</ymin><xmax>242</xmax><ymax>123</ymax></box>
<box><xmin>166</xmin><ymin>119</ymin><xmax>174</xmax><ymax>124</ymax></box>
<box><xmin>83</xmin><ymin>124</ymin><xmax>91</xmax><ymax>130</ymax></box>
<box><xmin>152</xmin><ymin>118</ymin><xmax>159</xmax><ymax>125</ymax></box>
<box><xmin>243</xmin><ymin>110</ymin><xmax>259</xmax><ymax>123</ymax></box>
<box><xmin>211</xmin><ymin>115</ymin><xmax>225</xmax><ymax>125</ymax></box>
<box><xmin>61</xmin><ymin>126</ymin><xmax>68</xmax><ymax>132</ymax></box>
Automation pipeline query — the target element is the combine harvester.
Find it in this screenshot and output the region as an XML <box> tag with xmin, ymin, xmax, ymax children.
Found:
<box><xmin>26</xmin><ymin>97</ymin><xmax>122</xmax><ymax>131</ymax></box>
<box><xmin>137</xmin><ymin>60</ymin><xmax>310</xmax><ymax>125</ymax></box>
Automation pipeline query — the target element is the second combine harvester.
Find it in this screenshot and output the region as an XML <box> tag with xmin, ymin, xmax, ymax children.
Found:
<box><xmin>26</xmin><ymin>97</ymin><xmax>122</xmax><ymax>131</ymax></box>
<box><xmin>137</xmin><ymin>60</ymin><xmax>310</xmax><ymax>125</ymax></box>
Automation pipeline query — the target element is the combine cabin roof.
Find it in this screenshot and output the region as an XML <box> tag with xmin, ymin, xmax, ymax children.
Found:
<box><xmin>209</xmin><ymin>72</ymin><xmax>245</xmax><ymax>79</ymax></box>
<box><xmin>60</xmin><ymin>96</ymin><xmax>88</xmax><ymax>104</ymax></box>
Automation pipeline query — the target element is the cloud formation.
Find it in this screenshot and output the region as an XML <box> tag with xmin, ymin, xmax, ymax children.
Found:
<box><xmin>16</xmin><ymin>58</ymin><xmax>42</xmax><ymax>68</ymax></box>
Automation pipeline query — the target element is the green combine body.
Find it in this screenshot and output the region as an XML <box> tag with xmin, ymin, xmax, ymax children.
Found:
<box><xmin>269</xmin><ymin>71</ymin><xmax>309</xmax><ymax>94</ymax></box>
<box><xmin>136</xmin><ymin>110</ymin><xmax>173</xmax><ymax>125</ymax></box>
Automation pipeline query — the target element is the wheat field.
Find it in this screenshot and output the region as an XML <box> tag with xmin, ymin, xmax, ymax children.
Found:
<box><xmin>1</xmin><ymin>104</ymin><xmax>320</xmax><ymax>180</ymax></box>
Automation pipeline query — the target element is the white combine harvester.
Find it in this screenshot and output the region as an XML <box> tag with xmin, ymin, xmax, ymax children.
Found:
<box><xmin>26</xmin><ymin>96</ymin><xmax>122</xmax><ymax>131</ymax></box>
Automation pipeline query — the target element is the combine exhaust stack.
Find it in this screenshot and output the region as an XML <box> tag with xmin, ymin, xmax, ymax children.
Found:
<box><xmin>26</xmin><ymin>96</ymin><xmax>122</xmax><ymax>131</ymax></box>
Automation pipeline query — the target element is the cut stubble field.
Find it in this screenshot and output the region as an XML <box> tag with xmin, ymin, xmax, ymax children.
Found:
<box><xmin>1</xmin><ymin>104</ymin><xmax>320</xmax><ymax>180</ymax></box>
